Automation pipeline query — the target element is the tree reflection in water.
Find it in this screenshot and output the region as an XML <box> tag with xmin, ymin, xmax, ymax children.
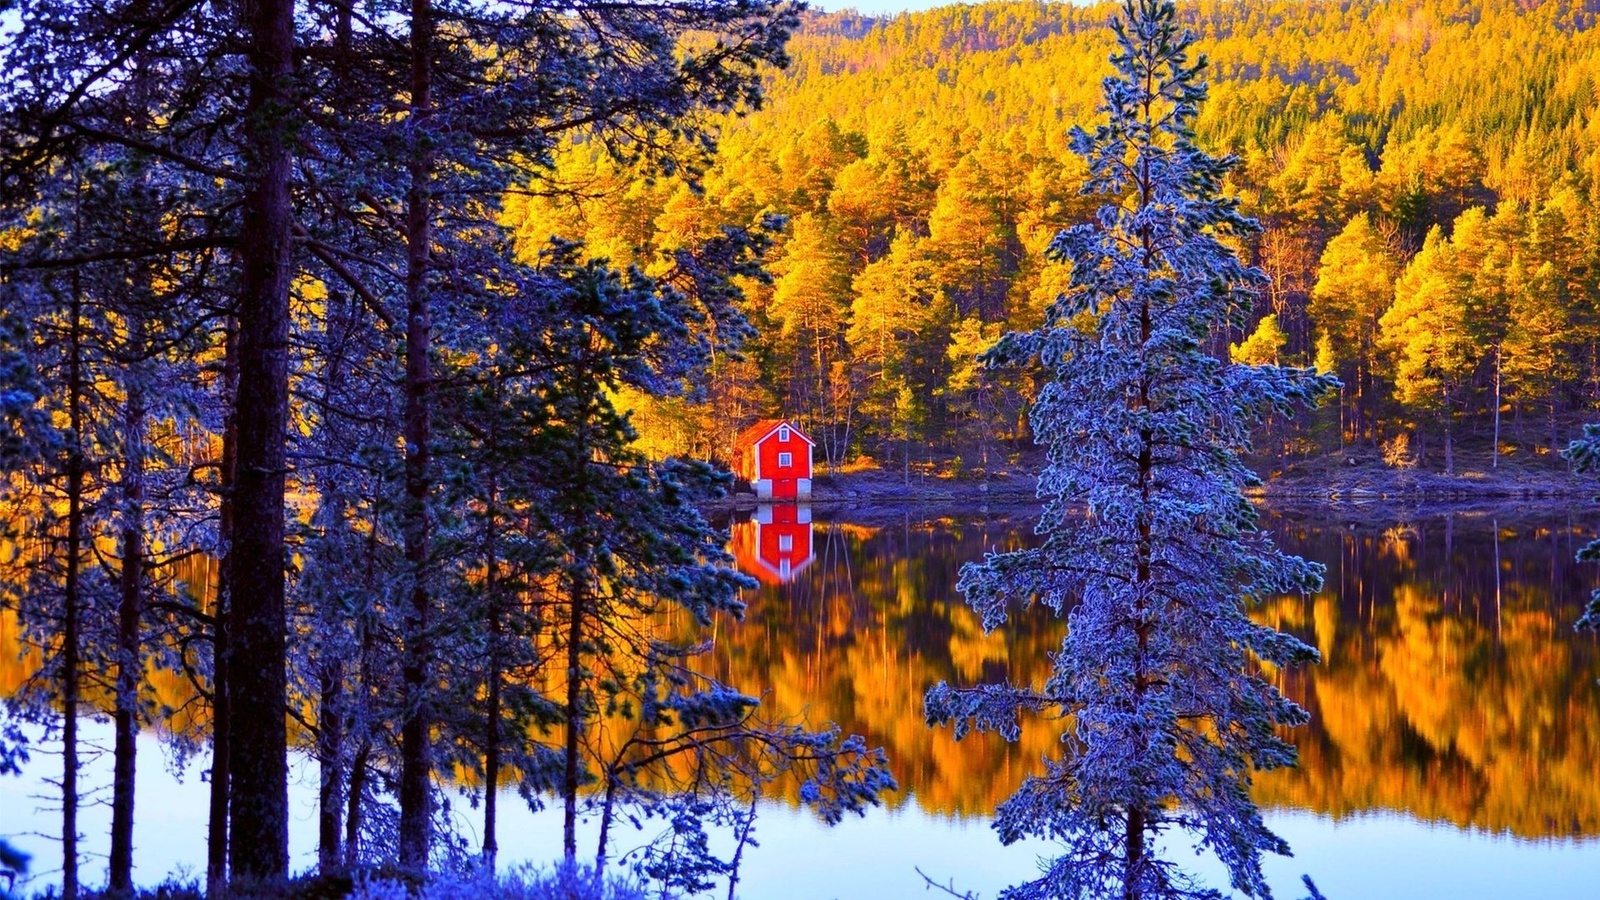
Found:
<box><xmin>718</xmin><ymin>504</ymin><xmax>1600</xmax><ymax>841</ymax></box>
<box><xmin>4</xmin><ymin>505</ymin><xmax>1598</xmax><ymax>842</ymax></box>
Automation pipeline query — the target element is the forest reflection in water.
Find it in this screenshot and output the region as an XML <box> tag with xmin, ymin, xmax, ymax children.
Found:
<box><xmin>4</xmin><ymin>501</ymin><xmax>1600</xmax><ymax>894</ymax></box>
<box><xmin>722</xmin><ymin>502</ymin><xmax>1600</xmax><ymax>842</ymax></box>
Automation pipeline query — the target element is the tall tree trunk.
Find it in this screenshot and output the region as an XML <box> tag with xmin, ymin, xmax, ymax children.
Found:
<box><xmin>482</xmin><ymin>638</ymin><xmax>501</xmax><ymax>868</ymax></box>
<box><xmin>1492</xmin><ymin>344</ymin><xmax>1501</xmax><ymax>470</ymax></box>
<box><xmin>110</xmin><ymin>330</ymin><xmax>148</xmax><ymax>895</ymax></box>
<box><xmin>317</xmin><ymin>664</ymin><xmax>344</xmax><ymax>871</ymax></box>
<box><xmin>563</xmin><ymin>574</ymin><xmax>586</xmax><ymax>862</ymax></box>
<box><xmin>344</xmin><ymin>742</ymin><xmax>370</xmax><ymax>866</ymax></box>
<box><xmin>1444</xmin><ymin>416</ymin><xmax>1454</xmax><ymax>476</ymax></box>
<box><xmin>397</xmin><ymin>0</ymin><xmax>437</xmax><ymax>867</ymax></box>
<box><xmin>594</xmin><ymin>772</ymin><xmax>618</xmax><ymax>873</ymax></box>
<box><xmin>61</xmin><ymin>274</ymin><xmax>85</xmax><ymax>900</ymax></box>
<box><xmin>1121</xmin><ymin>157</ymin><xmax>1159</xmax><ymax>900</ymax></box>
<box><xmin>207</xmin><ymin>316</ymin><xmax>237</xmax><ymax>897</ymax></box>
<box><xmin>227</xmin><ymin>0</ymin><xmax>297</xmax><ymax>878</ymax></box>
<box><xmin>1551</xmin><ymin>398</ymin><xmax>1561</xmax><ymax>454</ymax></box>
<box><xmin>482</xmin><ymin>466</ymin><xmax>501</xmax><ymax>869</ymax></box>
<box><xmin>316</xmin><ymin>301</ymin><xmax>350</xmax><ymax>873</ymax></box>
<box><xmin>1123</xmin><ymin>805</ymin><xmax>1145</xmax><ymax>900</ymax></box>
<box><xmin>345</xmin><ymin>507</ymin><xmax>382</xmax><ymax>867</ymax></box>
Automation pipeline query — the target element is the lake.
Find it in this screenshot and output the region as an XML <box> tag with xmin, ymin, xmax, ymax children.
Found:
<box><xmin>4</xmin><ymin>502</ymin><xmax>1600</xmax><ymax>898</ymax></box>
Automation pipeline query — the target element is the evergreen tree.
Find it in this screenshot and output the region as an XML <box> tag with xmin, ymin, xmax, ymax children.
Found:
<box><xmin>926</xmin><ymin>3</ymin><xmax>1334</xmax><ymax>898</ymax></box>
<box><xmin>1310</xmin><ymin>213</ymin><xmax>1396</xmax><ymax>443</ymax></box>
<box><xmin>493</xmin><ymin>243</ymin><xmax>890</xmax><ymax>868</ymax></box>
<box><xmin>1564</xmin><ymin>424</ymin><xmax>1600</xmax><ymax>633</ymax></box>
<box><xmin>1380</xmin><ymin>220</ymin><xmax>1486</xmax><ymax>474</ymax></box>
<box><xmin>1230</xmin><ymin>314</ymin><xmax>1287</xmax><ymax>366</ymax></box>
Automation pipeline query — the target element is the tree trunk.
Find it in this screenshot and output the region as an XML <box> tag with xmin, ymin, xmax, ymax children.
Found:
<box><xmin>207</xmin><ymin>317</ymin><xmax>237</xmax><ymax>897</ymax></box>
<box><xmin>1124</xmin><ymin>804</ymin><xmax>1145</xmax><ymax>900</ymax></box>
<box><xmin>1492</xmin><ymin>345</ymin><xmax>1501</xmax><ymax>470</ymax></box>
<box><xmin>226</xmin><ymin>0</ymin><xmax>297</xmax><ymax>878</ymax></box>
<box><xmin>61</xmin><ymin>275</ymin><xmax>84</xmax><ymax>900</ymax></box>
<box><xmin>593</xmin><ymin>772</ymin><xmax>618</xmax><ymax>874</ymax></box>
<box><xmin>1444</xmin><ymin>416</ymin><xmax>1454</xmax><ymax>476</ymax></box>
<box><xmin>110</xmin><ymin>333</ymin><xmax>148</xmax><ymax>895</ymax></box>
<box><xmin>344</xmin><ymin>741</ymin><xmax>370</xmax><ymax>865</ymax></box>
<box><xmin>482</xmin><ymin>468</ymin><xmax>501</xmax><ymax>870</ymax></box>
<box><xmin>563</xmin><ymin>575</ymin><xmax>586</xmax><ymax>862</ymax></box>
<box><xmin>1121</xmin><ymin>171</ymin><xmax>1165</xmax><ymax>900</ymax></box>
<box><xmin>396</xmin><ymin>0</ymin><xmax>437</xmax><ymax>868</ymax></box>
<box><xmin>482</xmin><ymin>655</ymin><xmax>501</xmax><ymax>868</ymax></box>
<box><xmin>317</xmin><ymin>666</ymin><xmax>344</xmax><ymax>872</ymax></box>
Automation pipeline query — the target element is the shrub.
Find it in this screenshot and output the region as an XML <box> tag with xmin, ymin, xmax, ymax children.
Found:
<box><xmin>349</xmin><ymin>865</ymin><xmax>648</xmax><ymax>900</ymax></box>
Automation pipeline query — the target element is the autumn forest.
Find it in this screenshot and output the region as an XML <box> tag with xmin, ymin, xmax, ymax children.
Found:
<box><xmin>528</xmin><ymin>0</ymin><xmax>1600</xmax><ymax>473</ymax></box>
<box><xmin>5</xmin><ymin>0</ymin><xmax>1600</xmax><ymax>898</ymax></box>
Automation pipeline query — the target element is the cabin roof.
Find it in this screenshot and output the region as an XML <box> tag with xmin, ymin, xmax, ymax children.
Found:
<box><xmin>732</xmin><ymin>418</ymin><xmax>813</xmax><ymax>452</ymax></box>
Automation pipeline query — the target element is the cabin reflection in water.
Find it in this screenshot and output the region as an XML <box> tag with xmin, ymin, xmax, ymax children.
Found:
<box><xmin>730</xmin><ymin>503</ymin><xmax>814</xmax><ymax>584</ymax></box>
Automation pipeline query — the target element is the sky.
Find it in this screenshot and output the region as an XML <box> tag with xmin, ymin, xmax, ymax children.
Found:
<box><xmin>812</xmin><ymin>0</ymin><xmax>959</xmax><ymax>17</ymax></box>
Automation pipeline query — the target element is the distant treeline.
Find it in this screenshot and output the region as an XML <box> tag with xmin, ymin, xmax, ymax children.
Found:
<box><xmin>514</xmin><ymin>0</ymin><xmax>1600</xmax><ymax>473</ymax></box>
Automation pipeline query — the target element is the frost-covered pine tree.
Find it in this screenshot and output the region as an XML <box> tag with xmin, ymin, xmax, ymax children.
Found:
<box><xmin>1563</xmin><ymin>424</ymin><xmax>1600</xmax><ymax>631</ymax></box>
<box><xmin>925</xmin><ymin>2</ymin><xmax>1337</xmax><ymax>898</ymax></box>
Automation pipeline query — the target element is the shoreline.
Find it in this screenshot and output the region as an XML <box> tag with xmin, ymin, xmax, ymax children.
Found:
<box><xmin>711</xmin><ymin>466</ymin><xmax>1598</xmax><ymax>512</ymax></box>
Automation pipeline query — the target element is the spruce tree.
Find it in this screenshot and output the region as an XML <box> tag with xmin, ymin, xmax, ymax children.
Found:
<box><xmin>925</xmin><ymin>2</ymin><xmax>1335</xmax><ymax>898</ymax></box>
<box><xmin>1564</xmin><ymin>424</ymin><xmax>1600</xmax><ymax>632</ymax></box>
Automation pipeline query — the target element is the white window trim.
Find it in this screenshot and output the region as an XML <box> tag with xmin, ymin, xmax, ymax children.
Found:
<box><xmin>778</xmin><ymin>425</ymin><xmax>790</xmax><ymax>441</ymax></box>
<box><xmin>778</xmin><ymin>452</ymin><xmax>793</xmax><ymax>467</ymax></box>
<box><xmin>778</xmin><ymin>534</ymin><xmax>793</xmax><ymax>552</ymax></box>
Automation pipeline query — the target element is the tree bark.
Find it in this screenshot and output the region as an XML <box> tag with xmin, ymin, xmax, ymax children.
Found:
<box><xmin>317</xmin><ymin>665</ymin><xmax>344</xmax><ymax>872</ymax></box>
<box><xmin>1444</xmin><ymin>416</ymin><xmax>1454</xmax><ymax>476</ymax></box>
<box><xmin>344</xmin><ymin>741</ymin><xmax>370</xmax><ymax>866</ymax></box>
<box><xmin>110</xmin><ymin>325</ymin><xmax>148</xmax><ymax>895</ymax></box>
<box><xmin>226</xmin><ymin>0</ymin><xmax>296</xmax><ymax>878</ymax></box>
<box><xmin>1121</xmin><ymin>147</ymin><xmax>1158</xmax><ymax>900</ymax></box>
<box><xmin>593</xmin><ymin>771</ymin><xmax>618</xmax><ymax>874</ymax></box>
<box><xmin>563</xmin><ymin>575</ymin><xmax>586</xmax><ymax>862</ymax></box>
<box><xmin>207</xmin><ymin>316</ymin><xmax>237</xmax><ymax>896</ymax></box>
<box><xmin>397</xmin><ymin>0</ymin><xmax>437</xmax><ymax>868</ymax></box>
<box><xmin>1492</xmin><ymin>345</ymin><xmax>1501</xmax><ymax>470</ymax></box>
<box><xmin>482</xmin><ymin>466</ymin><xmax>501</xmax><ymax>870</ymax></box>
<box><xmin>61</xmin><ymin>273</ymin><xmax>85</xmax><ymax>900</ymax></box>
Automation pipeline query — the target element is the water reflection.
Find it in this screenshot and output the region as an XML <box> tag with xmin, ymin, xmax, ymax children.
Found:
<box><xmin>1257</xmin><ymin>509</ymin><xmax>1600</xmax><ymax>841</ymax></box>
<box><xmin>4</xmin><ymin>503</ymin><xmax>1599</xmax><ymax>870</ymax></box>
<box><xmin>715</xmin><ymin>505</ymin><xmax>1600</xmax><ymax>841</ymax></box>
<box><xmin>730</xmin><ymin>503</ymin><xmax>815</xmax><ymax>584</ymax></box>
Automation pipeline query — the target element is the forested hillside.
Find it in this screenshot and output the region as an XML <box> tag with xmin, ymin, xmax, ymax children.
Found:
<box><xmin>512</xmin><ymin>0</ymin><xmax>1600</xmax><ymax>474</ymax></box>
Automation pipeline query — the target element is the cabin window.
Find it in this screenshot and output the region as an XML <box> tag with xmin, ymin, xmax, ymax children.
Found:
<box><xmin>778</xmin><ymin>425</ymin><xmax>790</xmax><ymax>442</ymax></box>
<box><xmin>778</xmin><ymin>452</ymin><xmax>792</xmax><ymax>468</ymax></box>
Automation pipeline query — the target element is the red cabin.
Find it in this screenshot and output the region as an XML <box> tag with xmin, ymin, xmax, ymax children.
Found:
<box><xmin>731</xmin><ymin>418</ymin><xmax>813</xmax><ymax>500</ymax></box>
<box><xmin>730</xmin><ymin>504</ymin><xmax>814</xmax><ymax>584</ymax></box>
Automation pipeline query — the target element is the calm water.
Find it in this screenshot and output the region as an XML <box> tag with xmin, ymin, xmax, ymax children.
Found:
<box><xmin>5</xmin><ymin>503</ymin><xmax>1600</xmax><ymax>898</ymax></box>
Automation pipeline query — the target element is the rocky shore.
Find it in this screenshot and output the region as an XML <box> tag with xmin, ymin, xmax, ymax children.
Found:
<box><xmin>1259</xmin><ymin>454</ymin><xmax>1592</xmax><ymax>503</ymax></box>
<box><xmin>712</xmin><ymin>456</ymin><xmax>1598</xmax><ymax>512</ymax></box>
